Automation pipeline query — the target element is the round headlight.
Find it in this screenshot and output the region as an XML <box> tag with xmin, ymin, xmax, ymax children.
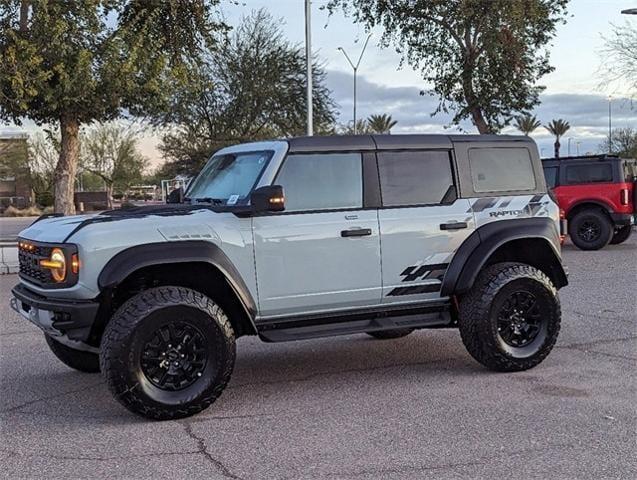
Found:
<box><xmin>49</xmin><ymin>248</ymin><xmax>67</xmax><ymax>282</ymax></box>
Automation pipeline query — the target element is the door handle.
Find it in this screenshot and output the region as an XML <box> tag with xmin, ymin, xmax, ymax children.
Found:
<box><xmin>440</xmin><ymin>222</ymin><xmax>468</xmax><ymax>231</ymax></box>
<box><xmin>341</xmin><ymin>228</ymin><xmax>372</xmax><ymax>237</ymax></box>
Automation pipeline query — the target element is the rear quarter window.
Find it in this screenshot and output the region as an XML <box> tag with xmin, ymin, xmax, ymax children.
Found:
<box><xmin>565</xmin><ymin>164</ymin><xmax>613</xmax><ymax>184</ymax></box>
<box><xmin>468</xmin><ymin>147</ymin><xmax>536</xmax><ymax>193</ymax></box>
<box><xmin>623</xmin><ymin>160</ymin><xmax>637</xmax><ymax>181</ymax></box>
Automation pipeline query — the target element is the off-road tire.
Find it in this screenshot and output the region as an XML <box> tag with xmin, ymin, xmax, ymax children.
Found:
<box><xmin>568</xmin><ymin>209</ymin><xmax>612</xmax><ymax>250</ymax></box>
<box><xmin>609</xmin><ymin>225</ymin><xmax>633</xmax><ymax>245</ymax></box>
<box><xmin>367</xmin><ymin>328</ymin><xmax>414</xmax><ymax>340</ymax></box>
<box><xmin>100</xmin><ymin>286</ymin><xmax>236</xmax><ymax>421</ymax></box>
<box><xmin>44</xmin><ymin>334</ymin><xmax>100</xmax><ymax>373</ymax></box>
<box><xmin>458</xmin><ymin>262</ymin><xmax>561</xmax><ymax>372</ymax></box>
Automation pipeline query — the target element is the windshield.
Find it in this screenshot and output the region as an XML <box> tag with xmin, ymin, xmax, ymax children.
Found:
<box><xmin>185</xmin><ymin>150</ymin><xmax>272</xmax><ymax>205</ymax></box>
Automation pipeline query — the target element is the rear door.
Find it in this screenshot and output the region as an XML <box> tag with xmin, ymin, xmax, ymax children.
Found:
<box><xmin>252</xmin><ymin>151</ymin><xmax>382</xmax><ymax>317</ymax></box>
<box><xmin>377</xmin><ymin>150</ymin><xmax>474</xmax><ymax>302</ymax></box>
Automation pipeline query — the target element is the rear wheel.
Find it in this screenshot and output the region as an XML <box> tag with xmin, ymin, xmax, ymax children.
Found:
<box><xmin>568</xmin><ymin>209</ymin><xmax>612</xmax><ymax>250</ymax></box>
<box><xmin>366</xmin><ymin>328</ymin><xmax>414</xmax><ymax>340</ymax></box>
<box><xmin>458</xmin><ymin>262</ymin><xmax>561</xmax><ymax>372</ymax></box>
<box><xmin>100</xmin><ymin>286</ymin><xmax>236</xmax><ymax>420</ymax></box>
<box><xmin>609</xmin><ymin>225</ymin><xmax>633</xmax><ymax>245</ymax></box>
<box><xmin>44</xmin><ymin>334</ymin><xmax>100</xmax><ymax>373</ymax></box>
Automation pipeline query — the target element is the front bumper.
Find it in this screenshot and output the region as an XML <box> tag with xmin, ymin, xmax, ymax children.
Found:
<box><xmin>10</xmin><ymin>283</ymin><xmax>99</xmax><ymax>343</ymax></box>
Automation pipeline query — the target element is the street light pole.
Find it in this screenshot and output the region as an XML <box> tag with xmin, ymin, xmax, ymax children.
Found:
<box><xmin>567</xmin><ymin>137</ymin><xmax>572</xmax><ymax>156</ymax></box>
<box><xmin>305</xmin><ymin>0</ymin><xmax>313</xmax><ymax>136</ymax></box>
<box><xmin>338</xmin><ymin>34</ymin><xmax>372</xmax><ymax>134</ymax></box>
<box><xmin>608</xmin><ymin>95</ymin><xmax>612</xmax><ymax>153</ymax></box>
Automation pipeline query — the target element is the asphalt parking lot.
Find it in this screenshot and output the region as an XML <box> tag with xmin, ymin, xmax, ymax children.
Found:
<box><xmin>1</xmin><ymin>236</ymin><xmax>635</xmax><ymax>480</ymax></box>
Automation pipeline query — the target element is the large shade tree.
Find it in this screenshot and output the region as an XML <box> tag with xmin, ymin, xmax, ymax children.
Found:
<box><xmin>158</xmin><ymin>9</ymin><xmax>337</xmax><ymax>177</ymax></box>
<box><xmin>0</xmin><ymin>1</ymin><xmax>227</xmax><ymax>214</ymax></box>
<box><xmin>326</xmin><ymin>0</ymin><xmax>569</xmax><ymax>133</ymax></box>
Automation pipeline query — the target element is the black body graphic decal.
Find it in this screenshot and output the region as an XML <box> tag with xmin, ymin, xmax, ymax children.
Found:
<box><xmin>400</xmin><ymin>263</ymin><xmax>449</xmax><ymax>282</ymax></box>
<box><xmin>388</xmin><ymin>284</ymin><xmax>442</xmax><ymax>296</ymax></box>
<box><xmin>389</xmin><ymin>263</ymin><xmax>449</xmax><ymax>296</ymax></box>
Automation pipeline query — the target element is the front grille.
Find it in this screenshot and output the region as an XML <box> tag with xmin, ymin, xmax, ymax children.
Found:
<box><xmin>18</xmin><ymin>241</ymin><xmax>54</xmax><ymax>286</ymax></box>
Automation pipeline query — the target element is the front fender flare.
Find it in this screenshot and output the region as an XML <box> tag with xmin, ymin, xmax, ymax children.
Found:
<box><xmin>98</xmin><ymin>241</ymin><xmax>257</xmax><ymax>323</ymax></box>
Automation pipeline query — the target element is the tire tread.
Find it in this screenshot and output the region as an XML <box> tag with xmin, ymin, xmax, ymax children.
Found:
<box><xmin>100</xmin><ymin>286</ymin><xmax>235</xmax><ymax>420</ymax></box>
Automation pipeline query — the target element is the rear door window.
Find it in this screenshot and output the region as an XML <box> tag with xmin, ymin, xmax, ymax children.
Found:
<box><xmin>468</xmin><ymin>148</ymin><xmax>536</xmax><ymax>192</ymax></box>
<box><xmin>377</xmin><ymin>150</ymin><xmax>454</xmax><ymax>206</ymax></box>
<box><xmin>565</xmin><ymin>164</ymin><xmax>613</xmax><ymax>184</ymax></box>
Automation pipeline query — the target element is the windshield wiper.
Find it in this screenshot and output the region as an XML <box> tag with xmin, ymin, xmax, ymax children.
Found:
<box><xmin>194</xmin><ymin>197</ymin><xmax>224</xmax><ymax>205</ymax></box>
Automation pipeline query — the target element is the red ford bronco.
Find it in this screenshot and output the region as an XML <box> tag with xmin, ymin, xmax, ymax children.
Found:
<box><xmin>542</xmin><ymin>155</ymin><xmax>636</xmax><ymax>250</ymax></box>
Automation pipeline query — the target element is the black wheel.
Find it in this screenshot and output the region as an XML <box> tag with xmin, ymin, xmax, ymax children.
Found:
<box><xmin>366</xmin><ymin>328</ymin><xmax>414</xmax><ymax>340</ymax></box>
<box><xmin>458</xmin><ymin>262</ymin><xmax>561</xmax><ymax>372</ymax></box>
<box><xmin>100</xmin><ymin>286</ymin><xmax>236</xmax><ymax>420</ymax></box>
<box><xmin>44</xmin><ymin>334</ymin><xmax>100</xmax><ymax>373</ymax></box>
<box><xmin>609</xmin><ymin>225</ymin><xmax>633</xmax><ymax>245</ymax></box>
<box><xmin>568</xmin><ymin>210</ymin><xmax>612</xmax><ymax>250</ymax></box>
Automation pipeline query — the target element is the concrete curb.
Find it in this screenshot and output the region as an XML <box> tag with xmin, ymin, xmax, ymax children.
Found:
<box><xmin>0</xmin><ymin>241</ymin><xmax>18</xmax><ymax>275</ymax></box>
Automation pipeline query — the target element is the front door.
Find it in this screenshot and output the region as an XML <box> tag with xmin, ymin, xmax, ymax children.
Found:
<box><xmin>376</xmin><ymin>149</ymin><xmax>475</xmax><ymax>302</ymax></box>
<box><xmin>253</xmin><ymin>152</ymin><xmax>382</xmax><ymax>318</ymax></box>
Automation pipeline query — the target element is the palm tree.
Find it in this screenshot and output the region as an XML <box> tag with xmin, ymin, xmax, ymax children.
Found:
<box><xmin>367</xmin><ymin>114</ymin><xmax>398</xmax><ymax>134</ymax></box>
<box><xmin>340</xmin><ymin>119</ymin><xmax>371</xmax><ymax>135</ymax></box>
<box><xmin>545</xmin><ymin>119</ymin><xmax>571</xmax><ymax>158</ymax></box>
<box><xmin>514</xmin><ymin>115</ymin><xmax>541</xmax><ymax>136</ymax></box>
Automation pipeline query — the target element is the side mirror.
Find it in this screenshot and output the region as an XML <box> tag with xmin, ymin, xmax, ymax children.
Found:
<box><xmin>251</xmin><ymin>185</ymin><xmax>285</xmax><ymax>213</ymax></box>
<box><xmin>166</xmin><ymin>187</ymin><xmax>184</xmax><ymax>204</ymax></box>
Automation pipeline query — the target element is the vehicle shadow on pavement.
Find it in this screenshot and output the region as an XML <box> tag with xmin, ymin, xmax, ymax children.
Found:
<box><xmin>3</xmin><ymin>330</ymin><xmax>491</xmax><ymax>426</ymax></box>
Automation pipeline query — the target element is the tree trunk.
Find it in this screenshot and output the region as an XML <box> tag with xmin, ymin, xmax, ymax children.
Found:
<box><xmin>462</xmin><ymin>57</ymin><xmax>491</xmax><ymax>134</ymax></box>
<box><xmin>54</xmin><ymin>115</ymin><xmax>80</xmax><ymax>215</ymax></box>
<box><xmin>470</xmin><ymin>107</ymin><xmax>491</xmax><ymax>134</ymax></box>
<box><xmin>19</xmin><ymin>1</ymin><xmax>29</xmax><ymax>32</ymax></box>
<box><xmin>554</xmin><ymin>140</ymin><xmax>560</xmax><ymax>158</ymax></box>
<box><xmin>107</xmin><ymin>182</ymin><xmax>114</xmax><ymax>209</ymax></box>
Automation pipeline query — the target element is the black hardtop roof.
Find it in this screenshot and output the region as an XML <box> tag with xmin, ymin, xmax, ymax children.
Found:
<box><xmin>286</xmin><ymin>134</ymin><xmax>533</xmax><ymax>153</ymax></box>
<box><xmin>541</xmin><ymin>154</ymin><xmax>623</xmax><ymax>165</ymax></box>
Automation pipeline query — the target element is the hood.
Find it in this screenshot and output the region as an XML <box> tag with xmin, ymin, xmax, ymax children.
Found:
<box><xmin>18</xmin><ymin>205</ymin><xmax>223</xmax><ymax>244</ymax></box>
<box><xmin>18</xmin><ymin>214</ymin><xmax>99</xmax><ymax>243</ymax></box>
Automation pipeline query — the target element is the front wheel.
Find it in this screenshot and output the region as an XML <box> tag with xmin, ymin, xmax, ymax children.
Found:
<box><xmin>609</xmin><ymin>225</ymin><xmax>633</xmax><ymax>245</ymax></box>
<box><xmin>458</xmin><ymin>262</ymin><xmax>561</xmax><ymax>372</ymax></box>
<box><xmin>100</xmin><ymin>286</ymin><xmax>236</xmax><ymax>420</ymax></box>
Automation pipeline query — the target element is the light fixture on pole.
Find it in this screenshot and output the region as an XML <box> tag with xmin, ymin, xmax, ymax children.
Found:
<box><xmin>305</xmin><ymin>0</ymin><xmax>313</xmax><ymax>136</ymax></box>
<box><xmin>338</xmin><ymin>33</ymin><xmax>372</xmax><ymax>135</ymax></box>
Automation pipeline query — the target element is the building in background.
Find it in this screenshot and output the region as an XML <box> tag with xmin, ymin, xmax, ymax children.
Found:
<box><xmin>0</xmin><ymin>134</ymin><xmax>33</xmax><ymax>210</ymax></box>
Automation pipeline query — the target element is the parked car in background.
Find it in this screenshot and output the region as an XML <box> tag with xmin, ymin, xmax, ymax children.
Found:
<box><xmin>542</xmin><ymin>155</ymin><xmax>637</xmax><ymax>250</ymax></box>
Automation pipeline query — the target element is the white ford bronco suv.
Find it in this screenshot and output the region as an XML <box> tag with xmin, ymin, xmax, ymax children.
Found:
<box><xmin>12</xmin><ymin>134</ymin><xmax>568</xmax><ymax>420</ymax></box>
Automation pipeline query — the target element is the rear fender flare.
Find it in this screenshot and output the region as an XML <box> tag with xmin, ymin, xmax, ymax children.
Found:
<box><xmin>441</xmin><ymin>218</ymin><xmax>567</xmax><ymax>296</ymax></box>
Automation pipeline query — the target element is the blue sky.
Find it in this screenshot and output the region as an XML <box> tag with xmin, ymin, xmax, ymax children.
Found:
<box><xmin>2</xmin><ymin>0</ymin><xmax>636</xmax><ymax>163</ymax></box>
